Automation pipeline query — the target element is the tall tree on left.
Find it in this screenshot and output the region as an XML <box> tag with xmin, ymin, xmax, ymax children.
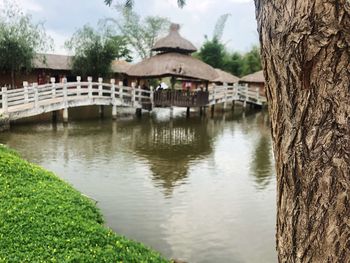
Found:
<box><xmin>0</xmin><ymin>1</ymin><xmax>52</xmax><ymax>89</ymax></box>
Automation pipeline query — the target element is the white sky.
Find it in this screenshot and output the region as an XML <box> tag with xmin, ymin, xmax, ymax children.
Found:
<box><xmin>0</xmin><ymin>0</ymin><xmax>258</xmax><ymax>56</ymax></box>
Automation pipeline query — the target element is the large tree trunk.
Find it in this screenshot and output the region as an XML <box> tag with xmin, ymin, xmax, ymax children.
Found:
<box><xmin>254</xmin><ymin>0</ymin><xmax>350</xmax><ymax>262</ymax></box>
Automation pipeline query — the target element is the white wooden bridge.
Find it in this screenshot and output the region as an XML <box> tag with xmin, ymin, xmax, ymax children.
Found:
<box><xmin>0</xmin><ymin>77</ymin><xmax>266</xmax><ymax>122</ymax></box>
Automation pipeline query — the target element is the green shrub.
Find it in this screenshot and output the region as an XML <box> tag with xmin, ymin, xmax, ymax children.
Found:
<box><xmin>0</xmin><ymin>145</ymin><xmax>169</xmax><ymax>263</ymax></box>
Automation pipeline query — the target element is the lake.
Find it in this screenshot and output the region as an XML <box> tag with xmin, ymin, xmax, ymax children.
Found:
<box><xmin>0</xmin><ymin>107</ymin><xmax>277</xmax><ymax>263</ymax></box>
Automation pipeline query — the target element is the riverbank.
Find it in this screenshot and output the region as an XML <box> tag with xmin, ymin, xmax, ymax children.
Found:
<box><xmin>0</xmin><ymin>145</ymin><xmax>168</xmax><ymax>262</ymax></box>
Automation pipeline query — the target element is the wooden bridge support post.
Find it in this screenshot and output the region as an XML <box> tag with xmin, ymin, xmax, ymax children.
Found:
<box><xmin>135</xmin><ymin>108</ymin><xmax>142</xmax><ymax>118</ymax></box>
<box><xmin>1</xmin><ymin>87</ymin><xmax>8</xmax><ymax>114</ymax></box>
<box><xmin>211</xmin><ymin>105</ymin><xmax>215</xmax><ymax>116</ymax></box>
<box><xmin>98</xmin><ymin>78</ymin><xmax>103</xmax><ymax>97</ymax></box>
<box><xmin>52</xmin><ymin>111</ymin><xmax>58</xmax><ymax>123</ymax></box>
<box><xmin>232</xmin><ymin>100</ymin><xmax>235</xmax><ymax>111</ymax></box>
<box><xmin>99</xmin><ymin>106</ymin><xmax>104</xmax><ymax>119</ymax></box>
<box><xmin>186</xmin><ymin>107</ymin><xmax>190</xmax><ymax>117</ymax></box>
<box><xmin>63</xmin><ymin>108</ymin><xmax>68</xmax><ymax>123</ymax></box>
<box><xmin>88</xmin><ymin>77</ymin><xmax>93</xmax><ymax>99</ymax></box>
<box><xmin>76</xmin><ymin>76</ymin><xmax>81</xmax><ymax>96</ymax></box>
<box><xmin>199</xmin><ymin>107</ymin><xmax>203</xmax><ymax>116</ymax></box>
<box><xmin>170</xmin><ymin>106</ymin><xmax>174</xmax><ymax>119</ymax></box>
<box><xmin>112</xmin><ymin>105</ymin><xmax>117</xmax><ymax>120</ymax></box>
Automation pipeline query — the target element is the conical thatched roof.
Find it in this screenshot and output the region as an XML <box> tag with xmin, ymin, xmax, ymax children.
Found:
<box><xmin>34</xmin><ymin>54</ymin><xmax>72</xmax><ymax>70</ymax></box>
<box><xmin>127</xmin><ymin>52</ymin><xmax>218</xmax><ymax>81</ymax></box>
<box><xmin>240</xmin><ymin>70</ymin><xmax>265</xmax><ymax>83</ymax></box>
<box><xmin>213</xmin><ymin>69</ymin><xmax>239</xmax><ymax>84</ymax></box>
<box><xmin>152</xmin><ymin>23</ymin><xmax>197</xmax><ymax>54</ymax></box>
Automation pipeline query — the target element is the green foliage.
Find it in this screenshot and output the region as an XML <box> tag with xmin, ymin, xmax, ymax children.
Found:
<box><xmin>0</xmin><ymin>145</ymin><xmax>169</xmax><ymax>262</ymax></box>
<box><xmin>0</xmin><ymin>1</ymin><xmax>52</xmax><ymax>88</ymax></box>
<box><xmin>105</xmin><ymin>6</ymin><xmax>170</xmax><ymax>59</ymax></box>
<box><xmin>197</xmin><ymin>38</ymin><xmax>226</xmax><ymax>69</ymax></box>
<box><xmin>240</xmin><ymin>45</ymin><xmax>262</xmax><ymax>76</ymax></box>
<box><xmin>65</xmin><ymin>25</ymin><xmax>132</xmax><ymax>78</ymax></box>
<box><xmin>197</xmin><ymin>40</ymin><xmax>262</xmax><ymax>77</ymax></box>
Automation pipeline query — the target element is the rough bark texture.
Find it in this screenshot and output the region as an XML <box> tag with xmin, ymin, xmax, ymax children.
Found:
<box><xmin>254</xmin><ymin>0</ymin><xmax>350</xmax><ymax>262</ymax></box>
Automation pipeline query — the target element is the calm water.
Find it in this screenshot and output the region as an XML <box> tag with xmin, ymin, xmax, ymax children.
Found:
<box><xmin>0</xmin><ymin>107</ymin><xmax>277</xmax><ymax>263</ymax></box>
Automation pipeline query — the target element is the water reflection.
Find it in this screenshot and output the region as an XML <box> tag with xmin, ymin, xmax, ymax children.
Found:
<box><xmin>250</xmin><ymin>112</ymin><xmax>274</xmax><ymax>190</ymax></box>
<box><xmin>132</xmin><ymin>118</ymin><xmax>214</xmax><ymax>196</ymax></box>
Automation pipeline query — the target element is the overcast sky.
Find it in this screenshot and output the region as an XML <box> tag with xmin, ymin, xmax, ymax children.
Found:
<box><xmin>1</xmin><ymin>0</ymin><xmax>258</xmax><ymax>55</ymax></box>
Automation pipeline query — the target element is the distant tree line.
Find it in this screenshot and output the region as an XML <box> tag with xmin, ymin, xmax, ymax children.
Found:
<box><xmin>196</xmin><ymin>38</ymin><xmax>262</xmax><ymax>77</ymax></box>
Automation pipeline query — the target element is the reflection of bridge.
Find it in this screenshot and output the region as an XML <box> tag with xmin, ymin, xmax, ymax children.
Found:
<box><xmin>0</xmin><ymin>78</ymin><xmax>266</xmax><ymax>122</ymax></box>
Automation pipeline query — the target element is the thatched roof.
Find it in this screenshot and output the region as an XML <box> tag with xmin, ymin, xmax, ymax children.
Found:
<box><xmin>126</xmin><ymin>52</ymin><xmax>218</xmax><ymax>81</ymax></box>
<box><xmin>240</xmin><ymin>70</ymin><xmax>265</xmax><ymax>84</ymax></box>
<box><xmin>111</xmin><ymin>60</ymin><xmax>132</xmax><ymax>74</ymax></box>
<box><xmin>33</xmin><ymin>53</ymin><xmax>130</xmax><ymax>74</ymax></box>
<box><xmin>213</xmin><ymin>69</ymin><xmax>239</xmax><ymax>84</ymax></box>
<box><xmin>152</xmin><ymin>23</ymin><xmax>197</xmax><ymax>54</ymax></box>
<box><xmin>33</xmin><ymin>54</ymin><xmax>72</xmax><ymax>70</ymax></box>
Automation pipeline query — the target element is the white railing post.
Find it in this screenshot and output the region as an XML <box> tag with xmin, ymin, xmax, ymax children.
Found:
<box><xmin>33</xmin><ymin>83</ymin><xmax>39</xmax><ymax>109</ymax></box>
<box><xmin>223</xmin><ymin>83</ymin><xmax>228</xmax><ymax>110</ymax></box>
<box><xmin>256</xmin><ymin>87</ymin><xmax>260</xmax><ymax>102</ymax></box>
<box><xmin>110</xmin><ymin>79</ymin><xmax>115</xmax><ymax>100</ymax></box>
<box><xmin>118</xmin><ymin>81</ymin><xmax>124</xmax><ymax>102</ymax></box>
<box><xmin>88</xmin><ymin>77</ymin><xmax>93</xmax><ymax>99</ymax></box>
<box><xmin>212</xmin><ymin>84</ymin><xmax>216</xmax><ymax>104</ymax></box>
<box><xmin>150</xmin><ymin>86</ymin><xmax>154</xmax><ymax>109</ymax></box>
<box><xmin>76</xmin><ymin>76</ymin><xmax>81</xmax><ymax>96</ymax></box>
<box><xmin>62</xmin><ymin>77</ymin><xmax>68</xmax><ymax>103</ymax></box>
<box><xmin>1</xmin><ymin>87</ymin><xmax>8</xmax><ymax>113</ymax></box>
<box><xmin>23</xmin><ymin>81</ymin><xmax>29</xmax><ymax>103</ymax></box>
<box><xmin>131</xmin><ymin>82</ymin><xmax>136</xmax><ymax>106</ymax></box>
<box><xmin>50</xmin><ymin>77</ymin><xmax>56</xmax><ymax>98</ymax></box>
<box><xmin>98</xmin><ymin>77</ymin><xmax>103</xmax><ymax>97</ymax></box>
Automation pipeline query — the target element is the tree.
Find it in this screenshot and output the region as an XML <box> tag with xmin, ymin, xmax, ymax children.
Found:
<box><xmin>0</xmin><ymin>1</ymin><xmax>52</xmax><ymax>88</ymax></box>
<box><xmin>105</xmin><ymin>1</ymin><xmax>350</xmax><ymax>261</ymax></box>
<box><xmin>105</xmin><ymin>7</ymin><xmax>170</xmax><ymax>59</ymax></box>
<box><xmin>254</xmin><ymin>0</ymin><xmax>350</xmax><ymax>261</ymax></box>
<box><xmin>223</xmin><ymin>52</ymin><xmax>243</xmax><ymax>77</ymax></box>
<box><xmin>65</xmin><ymin>25</ymin><xmax>132</xmax><ymax>78</ymax></box>
<box><xmin>241</xmin><ymin>45</ymin><xmax>261</xmax><ymax>76</ymax></box>
<box><xmin>197</xmin><ymin>38</ymin><xmax>226</xmax><ymax>69</ymax></box>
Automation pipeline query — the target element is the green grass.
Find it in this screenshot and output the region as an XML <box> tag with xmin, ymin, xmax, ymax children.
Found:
<box><xmin>0</xmin><ymin>145</ymin><xmax>169</xmax><ymax>263</ymax></box>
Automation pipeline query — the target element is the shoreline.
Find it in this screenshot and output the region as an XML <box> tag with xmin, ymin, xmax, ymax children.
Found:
<box><xmin>0</xmin><ymin>144</ymin><xmax>169</xmax><ymax>262</ymax></box>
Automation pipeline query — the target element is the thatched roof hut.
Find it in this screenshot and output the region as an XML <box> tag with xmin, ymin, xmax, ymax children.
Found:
<box><xmin>152</xmin><ymin>24</ymin><xmax>197</xmax><ymax>54</ymax></box>
<box><xmin>127</xmin><ymin>23</ymin><xmax>218</xmax><ymax>82</ymax></box>
<box><xmin>239</xmin><ymin>70</ymin><xmax>265</xmax><ymax>84</ymax></box>
<box><xmin>213</xmin><ymin>69</ymin><xmax>239</xmax><ymax>84</ymax></box>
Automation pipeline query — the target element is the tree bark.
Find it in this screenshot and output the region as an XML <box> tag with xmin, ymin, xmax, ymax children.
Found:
<box><xmin>254</xmin><ymin>0</ymin><xmax>350</xmax><ymax>262</ymax></box>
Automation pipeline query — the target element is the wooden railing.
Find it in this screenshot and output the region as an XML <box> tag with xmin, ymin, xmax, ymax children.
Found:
<box><xmin>154</xmin><ymin>90</ymin><xmax>209</xmax><ymax>107</ymax></box>
<box><xmin>209</xmin><ymin>84</ymin><xmax>266</xmax><ymax>106</ymax></box>
<box><xmin>0</xmin><ymin>79</ymin><xmax>266</xmax><ymax>120</ymax></box>
<box><xmin>0</xmin><ymin>77</ymin><xmax>152</xmax><ymax>119</ymax></box>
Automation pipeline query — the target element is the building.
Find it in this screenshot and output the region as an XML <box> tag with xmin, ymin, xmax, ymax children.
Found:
<box><xmin>239</xmin><ymin>70</ymin><xmax>265</xmax><ymax>96</ymax></box>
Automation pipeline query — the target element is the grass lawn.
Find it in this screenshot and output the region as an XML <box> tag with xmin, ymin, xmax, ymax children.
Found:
<box><xmin>0</xmin><ymin>145</ymin><xmax>169</xmax><ymax>263</ymax></box>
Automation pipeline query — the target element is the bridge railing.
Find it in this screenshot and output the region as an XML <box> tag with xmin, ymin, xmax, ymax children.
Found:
<box><xmin>209</xmin><ymin>83</ymin><xmax>266</xmax><ymax>106</ymax></box>
<box><xmin>0</xmin><ymin>77</ymin><xmax>153</xmax><ymax>115</ymax></box>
